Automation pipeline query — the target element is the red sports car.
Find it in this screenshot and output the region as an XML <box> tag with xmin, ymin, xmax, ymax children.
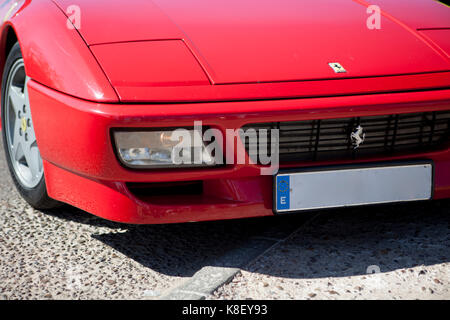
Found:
<box><xmin>0</xmin><ymin>0</ymin><xmax>449</xmax><ymax>224</ymax></box>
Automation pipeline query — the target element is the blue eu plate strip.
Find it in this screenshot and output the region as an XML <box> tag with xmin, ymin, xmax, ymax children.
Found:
<box><xmin>276</xmin><ymin>175</ymin><xmax>290</xmax><ymax>210</ymax></box>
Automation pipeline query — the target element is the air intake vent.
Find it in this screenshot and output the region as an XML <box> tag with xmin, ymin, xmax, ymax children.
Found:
<box><xmin>242</xmin><ymin>111</ymin><xmax>450</xmax><ymax>163</ymax></box>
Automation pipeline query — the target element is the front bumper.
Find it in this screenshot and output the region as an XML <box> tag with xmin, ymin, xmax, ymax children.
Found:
<box><xmin>28</xmin><ymin>80</ymin><xmax>450</xmax><ymax>224</ymax></box>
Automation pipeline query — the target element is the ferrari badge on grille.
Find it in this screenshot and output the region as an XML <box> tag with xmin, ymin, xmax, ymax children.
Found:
<box><xmin>351</xmin><ymin>125</ymin><xmax>366</xmax><ymax>149</ymax></box>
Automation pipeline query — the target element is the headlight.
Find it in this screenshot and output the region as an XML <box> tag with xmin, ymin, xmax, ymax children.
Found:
<box><xmin>114</xmin><ymin>128</ymin><xmax>219</xmax><ymax>169</ymax></box>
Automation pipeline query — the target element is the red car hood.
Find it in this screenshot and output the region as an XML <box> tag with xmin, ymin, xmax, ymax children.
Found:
<box><xmin>53</xmin><ymin>0</ymin><xmax>450</xmax><ymax>88</ymax></box>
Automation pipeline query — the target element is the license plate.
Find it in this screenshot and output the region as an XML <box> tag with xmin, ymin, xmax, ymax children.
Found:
<box><xmin>274</xmin><ymin>162</ymin><xmax>433</xmax><ymax>213</ymax></box>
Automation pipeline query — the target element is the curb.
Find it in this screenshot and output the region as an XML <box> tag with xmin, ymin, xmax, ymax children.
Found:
<box><xmin>160</xmin><ymin>237</ymin><xmax>277</xmax><ymax>300</ymax></box>
<box><xmin>161</xmin><ymin>267</ymin><xmax>241</xmax><ymax>300</ymax></box>
<box><xmin>160</xmin><ymin>214</ymin><xmax>321</xmax><ymax>300</ymax></box>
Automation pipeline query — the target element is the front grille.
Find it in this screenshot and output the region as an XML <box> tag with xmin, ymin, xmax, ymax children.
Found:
<box><xmin>242</xmin><ymin>111</ymin><xmax>450</xmax><ymax>164</ymax></box>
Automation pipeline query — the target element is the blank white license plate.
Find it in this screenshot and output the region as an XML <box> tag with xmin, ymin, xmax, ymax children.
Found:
<box><xmin>274</xmin><ymin>163</ymin><xmax>433</xmax><ymax>213</ymax></box>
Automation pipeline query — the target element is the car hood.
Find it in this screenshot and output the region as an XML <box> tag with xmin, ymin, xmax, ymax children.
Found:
<box><xmin>53</xmin><ymin>0</ymin><xmax>450</xmax><ymax>86</ymax></box>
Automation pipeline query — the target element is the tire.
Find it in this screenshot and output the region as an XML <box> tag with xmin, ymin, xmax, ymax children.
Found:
<box><xmin>1</xmin><ymin>42</ymin><xmax>60</xmax><ymax>209</ymax></box>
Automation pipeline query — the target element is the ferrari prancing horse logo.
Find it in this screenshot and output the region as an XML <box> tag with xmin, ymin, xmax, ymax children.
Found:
<box><xmin>21</xmin><ymin>117</ymin><xmax>27</xmax><ymax>133</ymax></box>
<box><xmin>351</xmin><ymin>125</ymin><xmax>366</xmax><ymax>149</ymax></box>
<box><xmin>328</xmin><ymin>62</ymin><xmax>346</xmax><ymax>73</ymax></box>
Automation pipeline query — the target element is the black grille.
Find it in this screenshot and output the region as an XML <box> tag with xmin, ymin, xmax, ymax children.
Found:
<box><xmin>242</xmin><ymin>111</ymin><xmax>450</xmax><ymax>163</ymax></box>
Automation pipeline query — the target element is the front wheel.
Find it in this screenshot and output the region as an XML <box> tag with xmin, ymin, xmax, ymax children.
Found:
<box><xmin>1</xmin><ymin>42</ymin><xmax>60</xmax><ymax>209</ymax></box>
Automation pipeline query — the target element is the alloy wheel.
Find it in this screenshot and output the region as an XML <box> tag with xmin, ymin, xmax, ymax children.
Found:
<box><xmin>4</xmin><ymin>59</ymin><xmax>44</xmax><ymax>189</ymax></box>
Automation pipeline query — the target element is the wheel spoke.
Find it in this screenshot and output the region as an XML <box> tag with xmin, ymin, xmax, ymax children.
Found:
<box><xmin>26</xmin><ymin>145</ymin><xmax>41</xmax><ymax>179</ymax></box>
<box><xmin>8</xmin><ymin>85</ymin><xmax>25</xmax><ymax>115</ymax></box>
<box><xmin>11</xmin><ymin>120</ymin><xmax>22</xmax><ymax>154</ymax></box>
<box><xmin>13</xmin><ymin>140</ymin><xmax>24</xmax><ymax>162</ymax></box>
<box><xmin>25</xmin><ymin>125</ymin><xmax>36</xmax><ymax>145</ymax></box>
<box><xmin>24</xmin><ymin>77</ymin><xmax>30</xmax><ymax>100</ymax></box>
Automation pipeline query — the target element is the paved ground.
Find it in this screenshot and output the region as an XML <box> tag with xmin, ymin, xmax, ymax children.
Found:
<box><xmin>0</xmin><ymin>138</ymin><xmax>449</xmax><ymax>299</ymax></box>
<box><xmin>0</xmin><ymin>139</ymin><xmax>308</xmax><ymax>299</ymax></box>
<box><xmin>211</xmin><ymin>201</ymin><xmax>450</xmax><ymax>299</ymax></box>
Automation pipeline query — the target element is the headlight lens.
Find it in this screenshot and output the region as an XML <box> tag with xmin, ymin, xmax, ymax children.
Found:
<box><xmin>114</xmin><ymin>129</ymin><xmax>217</xmax><ymax>169</ymax></box>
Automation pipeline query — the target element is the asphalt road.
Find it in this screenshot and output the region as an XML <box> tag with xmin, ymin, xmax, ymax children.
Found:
<box><xmin>0</xmin><ymin>138</ymin><xmax>449</xmax><ymax>299</ymax></box>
